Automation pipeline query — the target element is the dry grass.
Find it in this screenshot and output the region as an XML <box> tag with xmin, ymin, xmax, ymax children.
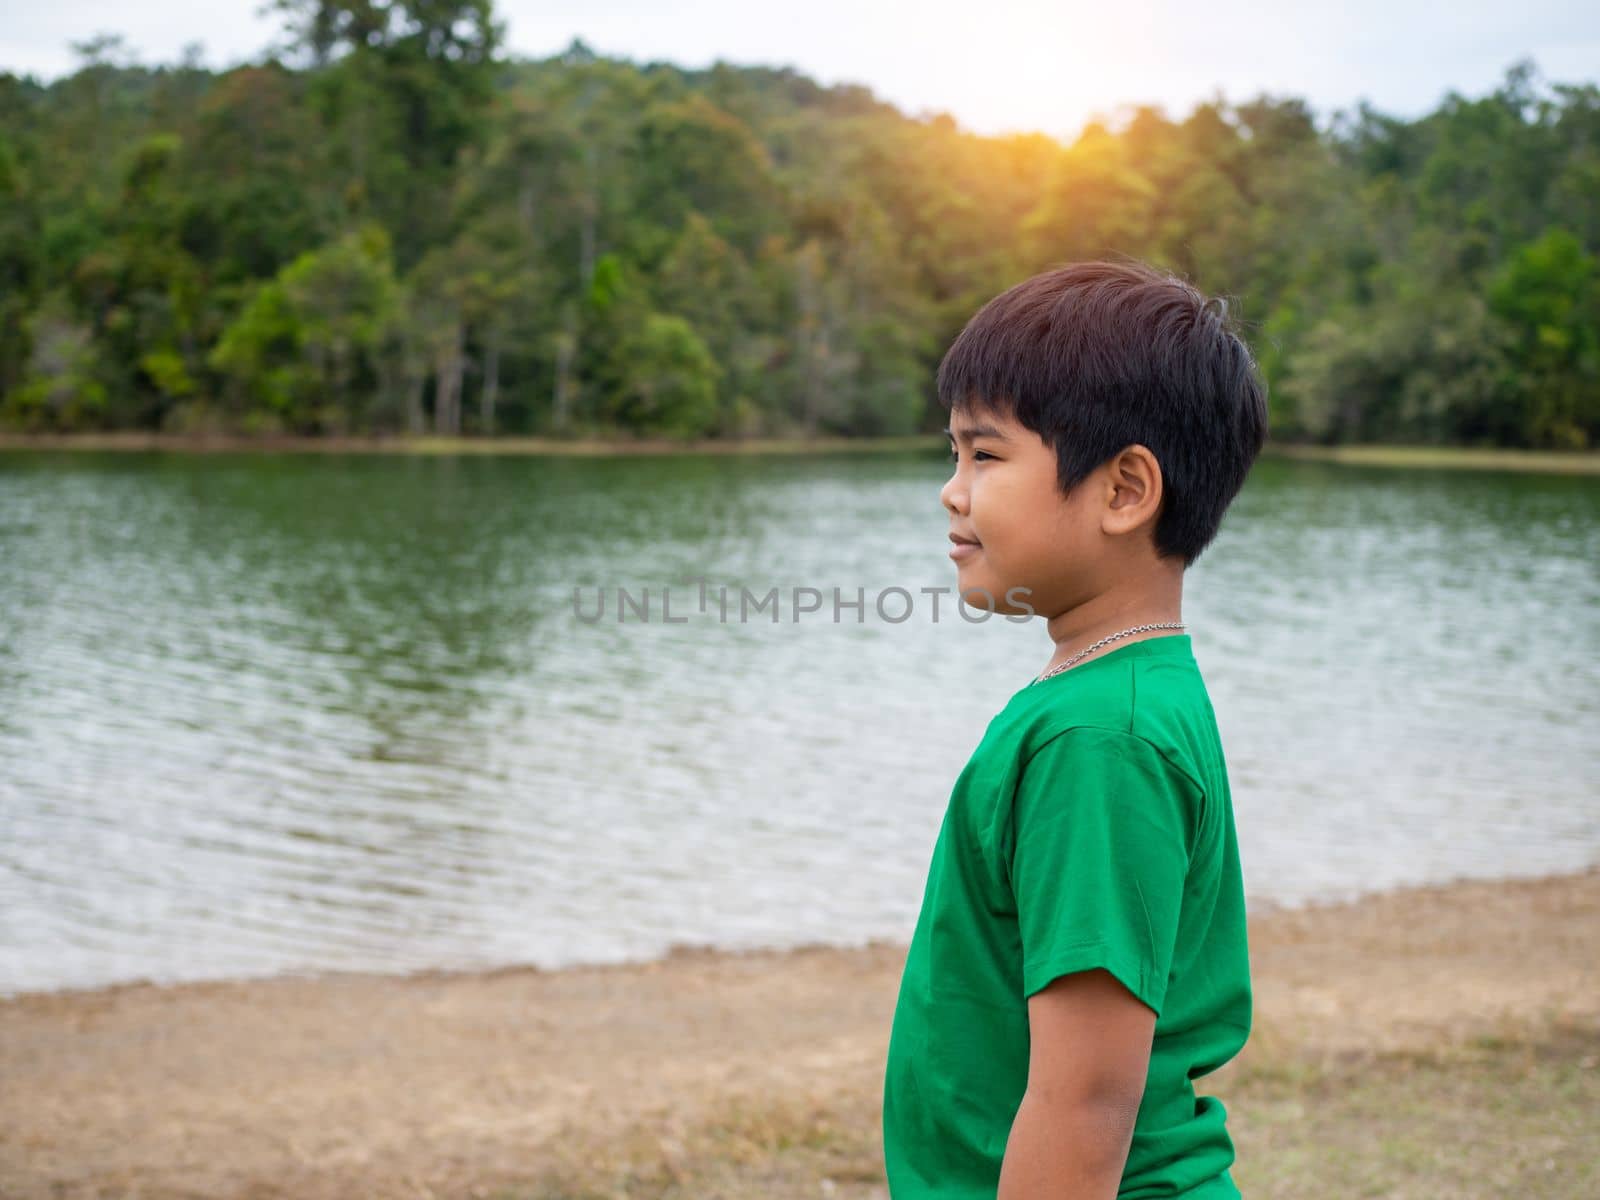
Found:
<box><xmin>468</xmin><ymin>1014</ymin><xmax>1600</xmax><ymax>1200</ymax></box>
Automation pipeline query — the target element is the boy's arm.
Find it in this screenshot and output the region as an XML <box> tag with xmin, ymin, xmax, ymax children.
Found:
<box><xmin>1000</xmin><ymin>726</ymin><xmax>1199</xmax><ymax>1198</ymax></box>
<box><xmin>996</xmin><ymin>967</ymin><xmax>1155</xmax><ymax>1200</ymax></box>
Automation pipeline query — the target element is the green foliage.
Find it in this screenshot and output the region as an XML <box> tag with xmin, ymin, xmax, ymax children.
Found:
<box><xmin>138</xmin><ymin>347</ymin><xmax>196</xmax><ymax>399</ymax></box>
<box><xmin>2</xmin><ymin>294</ymin><xmax>109</xmax><ymax>430</ymax></box>
<box><xmin>0</xmin><ymin>11</ymin><xmax>1595</xmax><ymax>448</ymax></box>
<box><xmin>1489</xmin><ymin>229</ymin><xmax>1600</xmax><ymax>448</ymax></box>
<box><xmin>607</xmin><ymin>312</ymin><xmax>721</xmax><ymax>438</ymax></box>
<box><xmin>210</xmin><ymin>225</ymin><xmax>398</xmax><ymax>431</ymax></box>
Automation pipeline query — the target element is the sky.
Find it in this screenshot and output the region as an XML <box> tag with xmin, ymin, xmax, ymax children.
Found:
<box><xmin>2</xmin><ymin>0</ymin><xmax>1596</xmax><ymax>140</ymax></box>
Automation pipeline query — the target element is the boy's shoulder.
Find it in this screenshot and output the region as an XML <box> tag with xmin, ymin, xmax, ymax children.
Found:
<box><xmin>962</xmin><ymin>642</ymin><xmax>1220</xmax><ymax>807</ymax></box>
<box><xmin>999</xmin><ymin>643</ymin><xmax>1211</xmax><ymax>749</ymax></box>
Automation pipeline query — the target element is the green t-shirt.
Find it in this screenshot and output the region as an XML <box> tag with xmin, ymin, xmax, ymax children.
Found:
<box><xmin>882</xmin><ymin>634</ymin><xmax>1251</xmax><ymax>1199</ymax></box>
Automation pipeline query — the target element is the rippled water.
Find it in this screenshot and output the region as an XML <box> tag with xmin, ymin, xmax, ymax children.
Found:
<box><xmin>1</xmin><ymin>449</ymin><xmax>1596</xmax><ymax>996</ymax></box>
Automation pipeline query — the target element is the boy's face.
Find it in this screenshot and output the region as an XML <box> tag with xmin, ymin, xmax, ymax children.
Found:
<box><xmin>941</xmin><ymin>406</ymin><xmax>1104</xmax><ymax>617</ymax></box>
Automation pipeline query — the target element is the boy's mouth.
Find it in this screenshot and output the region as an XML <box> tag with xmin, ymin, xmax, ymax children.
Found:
<box><xmin>948</xmin><ymin>531</ymin><xmax>982</xmax><ymax>560</ymax></box>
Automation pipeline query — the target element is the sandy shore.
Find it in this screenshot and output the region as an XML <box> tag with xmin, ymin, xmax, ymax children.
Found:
<box><xmin>3</xmin><ymin>867</ymin><xmax>1597</xmax><ymax>1200</ymax></box>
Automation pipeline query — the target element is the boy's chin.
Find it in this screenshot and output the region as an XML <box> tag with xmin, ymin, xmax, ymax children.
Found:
<box><xmin>954</xmin><ymin>572</ymin><xmax>1035</xmax><ymax>618</ymax></box>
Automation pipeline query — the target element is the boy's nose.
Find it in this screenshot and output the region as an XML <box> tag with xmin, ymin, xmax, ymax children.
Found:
<box><xmin>941</xmin><ymin>472</ymin><xmax>969</xmax><ymax>515</ymax></box>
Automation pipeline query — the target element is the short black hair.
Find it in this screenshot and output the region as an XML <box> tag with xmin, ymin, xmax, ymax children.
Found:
<box><xmin>937</xmin><ymin>259</ymin><xmax>1268</xmax><ymax>568</ymax></box>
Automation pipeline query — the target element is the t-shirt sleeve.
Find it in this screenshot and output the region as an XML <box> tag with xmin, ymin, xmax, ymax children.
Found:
<box><xmin>1008</xmin><ymin>725</ymin><xmax>1200</xmax><ymax>1017</ymax></box>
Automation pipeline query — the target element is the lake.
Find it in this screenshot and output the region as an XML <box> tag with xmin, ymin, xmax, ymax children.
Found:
<box><xmin>1</xmin><ymin>448</ymin><xmax>1596</xmax><ymax>996</ymax></box>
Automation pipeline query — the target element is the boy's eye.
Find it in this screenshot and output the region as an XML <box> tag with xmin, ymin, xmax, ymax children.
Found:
<box><xmin>947</xmin><ymin>447</ymin><xmax>994</xmax><ymax>463</ymax></box>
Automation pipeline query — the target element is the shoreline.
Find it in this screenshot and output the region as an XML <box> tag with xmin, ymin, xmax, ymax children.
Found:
<box><xmin>0</xmin><ymin>430</ymin><xmax>941</xmax><ymax>458</ymax></box>
<box><xmin>2</xmin><ymin>429</ymin><xmax>1597</xmax><ymax>473</ymax></box>
<box><xmin>3</xmin><ymin>861</ymin><xmax>1591</xmax><ymax>1006</ymax></box>
<box><xmin>2</xmin><ymin>865</ymin><xmax>1596</xmax><ymax>1199</ymax></box>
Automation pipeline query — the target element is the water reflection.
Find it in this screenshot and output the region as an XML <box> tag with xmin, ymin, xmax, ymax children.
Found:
<box><xmin>1</xmin><ymin>449</ymin><xmax>1596</xmax><ymax>995</ymax></box>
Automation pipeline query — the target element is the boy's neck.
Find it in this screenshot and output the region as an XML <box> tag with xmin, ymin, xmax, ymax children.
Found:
<box><xmin>1044</xmin><ymin>570</ymin><xmax>1185</xmax><ymax>656</ymax></box>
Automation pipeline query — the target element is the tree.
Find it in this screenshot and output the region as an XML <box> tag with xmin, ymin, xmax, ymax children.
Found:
<box><xmin>607</xmin><ymin>313</ymin><xmax>721</xmax><ymax>438</ymax></box>
<box><xmin>2</xmin><ymin>294</ymin><xmax>108</xmax><ymax>431</ymax></box>
<box><xmin>1490</xmin><ymin>228</ymin><xmax>1600</xmax><ymax>447</ymax></box>
<box><xmin>2</xmin><ymin>18</ymin><xmax>1596</xmax><ymax>449</ymax></box>
<box><xmin>210</xmin><ymin>225</ymin><xmax>398</xmax><ymax>431</ymax></box>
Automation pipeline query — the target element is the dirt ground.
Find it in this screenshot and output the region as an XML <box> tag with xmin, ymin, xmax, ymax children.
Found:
<box><xmin>3</xmin><ymin>866</ymin><xmax>1597</xmax><ymax>1200</ymax></box>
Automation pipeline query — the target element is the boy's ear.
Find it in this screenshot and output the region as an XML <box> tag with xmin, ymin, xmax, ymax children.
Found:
<box><xmin>1099</xmin><ymin>445</ymin><xmax>1164</xmax><ymax>538</ymax></box>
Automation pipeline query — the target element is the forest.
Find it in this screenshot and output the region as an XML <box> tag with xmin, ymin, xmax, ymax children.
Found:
<box><xmin>1</xmin><ymin>0</ymin><xmax>1596</xmax><ymax>447</ymax></box>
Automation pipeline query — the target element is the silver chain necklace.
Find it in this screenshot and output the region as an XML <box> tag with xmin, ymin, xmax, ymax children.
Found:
<box><xmin>1031</xmin><ymin>622</ymin><xmax>1187</xmax><ymax>685</ymax></box>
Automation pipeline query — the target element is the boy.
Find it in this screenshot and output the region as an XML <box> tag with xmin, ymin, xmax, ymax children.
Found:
<box><xmin>882</xmin><ymin>260</ymin><xmax>1267</xmax><ymax>1199</ymax></box>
